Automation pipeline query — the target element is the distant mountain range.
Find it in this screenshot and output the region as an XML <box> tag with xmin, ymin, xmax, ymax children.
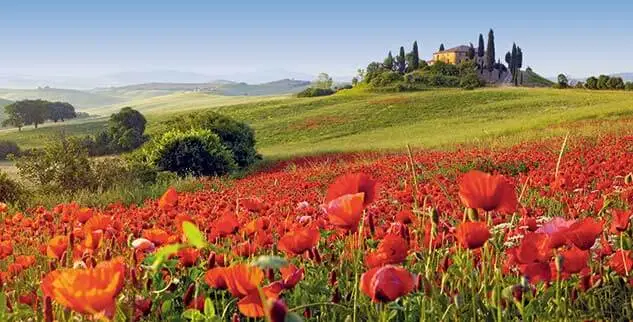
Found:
<box><xmin>0</xmin><ymin>79</ymin><xmax>312</xmax><ymax>111</ymax></box>
<box><xmin>0</xmin><ymin>69</ymin><xmax>352</xmax><ymax>90</ymax></box>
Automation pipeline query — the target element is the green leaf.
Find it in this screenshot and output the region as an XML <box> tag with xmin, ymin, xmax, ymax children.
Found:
<box><xmin>183</xmin><ymin>221</ymin><xmax>207</xmax><ymax>249</ymax></box>
<box><xmin>161</xmin><ymin>300</ymin><xmax>173</xmax><ymax>314</ymax></box>
<box><xmin>182</xmin><ymin>309</ymin><xmax>204</xmax><ymax>320</ymax></box>
<box><xmin>251</xmin><ymin>255</ymin><xmax>288</xmax><ymax>270</ymax></box>
<box><xmin>151</xmin><ymin>243</ymin><xmax>183</xmax><ymax>271</ymax></box>
<box><xmin>285</xmin><ymin>312</ymin><xmax>304</xmax><ymax>322</ymax></box>
<box><xmin>204</xmin><ymin>298</ymin><xmax>216</xmax><ymax>317</ymax></box>
<box><xmin>0</xmin><ymin>292</ymin><xmax>5</xmax><ymax>320</ymax></box>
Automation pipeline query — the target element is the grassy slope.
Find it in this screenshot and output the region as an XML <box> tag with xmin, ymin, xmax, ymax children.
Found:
<box><xmin>2</xmin><ymin>88</ymin><xmax>633</xmax><ymax>157</ymax></box>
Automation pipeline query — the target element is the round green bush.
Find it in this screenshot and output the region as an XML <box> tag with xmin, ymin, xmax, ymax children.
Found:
<box><xmin>0</xmin><ymin>171</ymin><xmax>26</xmax><ymax>205</ymax></box>
<box><xmin>0</xmin><ymin>140</ymin><xmax>20</xmax><ymax>160</ymax></box>
<box><xmin>149</xmin><ymin>129</ymin><xmax>236</xmax><ymax>177</ymax></box>
<box><xmin>164</xmin><ymin>111</ymin><xmax>260</xmax><ymax>168</ymax></box>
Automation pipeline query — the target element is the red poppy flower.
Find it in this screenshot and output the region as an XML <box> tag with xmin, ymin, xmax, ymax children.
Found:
<box><xmin>269</xmin><ymin>299</ymin><xmax>289</xmax><ymax>322</ymax></box>
<box><xmin>47</xmin><ymin>235</ymin><xmax>69</xmax><ymax>260</ymax></box>
<box><xmin>210</xmin><ymin>213</ymin><xmax>240</xmax><ymax>239</ymax></box>
<box><xmin>241</xmin><ymin>197</ymin><xmax>264</xmax><ymax>212</ymax></box>
<box><xmin>325</xmin><ymin>193</ymin><xmax>365</xmax><ymax>232</ymax></box>
<box><xmin>0</xmin><ymin>202</ymin><xmax>7</xmax><ymax>213</ymax></box>
<box><xmin>75</xmin><ymin>208</ymin><xmax>93</xmax><ymax>224</ymax></box>
<box><xmin>142</xmin><ymin>228</ymin><xmax>171</xmax><ymax>246</ymax></box>
<box><xmin>610</xmin><ymin>249</ymin><xmax>633</xmax><ymax>276</ymax></box>
<box><xmin>220</xmin><ymin>264</ymin><xmax>282</xmax><ymax>317</ymax></box>
<box><xmin>565</xmin><ymin>217</ymin><xmax>603</xmax><ymax>250</ymax></box>
<box><xmin>519</xmin><ymin>262</ymin><xmax>552</xmax><ymax>283</ymax></box>
<box><xmin>536</xmin><ymin>217</ymin><xmax>575</xmax><ymax>249</ymax></box>
<box><xmin>278</xmin><ymin>227</ymin><xmax>320</xmax><ymax>256</ymax></box>
<box><xmin>561</xmin><ymin>247</ymin><xmax>589</xmax><ymax>274</ymax></box>
<box><xmin>177</xmin><ymin>248</ymin><xmax>200</xmax><ymax>267</ymax></box>
<box><xmin>611</xmin><ymin>209</ymin><xmax>632</xmax><ymax>234</ymax></box>
<box><xmin>14</xmin><ymin>255</ymin><xmax>36</xmax><ymax>269</ymax></box>
<box><xmin>360</xmin><ymin>265</ymin><xmax>416</xmax><ymax>302</ymax></box>
<box><xmin>325</xmin><ymin>173</ymin><xmax>377</xmax><ymax>207</ymax></box>
<box><xmin>280</xmin><ymin>264</ymin><xmax>304</xmax><ymax>289</ymax></box>
<box><xmin>204</xmin><ymin>267</ymin><xmax>228</xmax><ymax>289</ymax></box>
<box><xmin>365</xmin><ymin>234</ymin><xmax>409</xmax><ymax>268</ymax></box>
<box><xmin>455</xmin><ymin>221</ymin><xmax>490</xmax><ymax>249</ymax></box>
<box><xmin>515</xmin><ymin>233</ymin><xmax>552</xmax><ymax>264</ymax></box>
<box><xmin>0</xmin><ymin>240</ymin><xmax>13</xmax><ymax>259</ymax></box>
<box><xmin>41</xmin><ymin>257</ymin><xmax>126</xmax><ymax>318</ymax></box>
<box><xmin>458</xmin><ymin>170</ymin><xmax>518</xmax><ymax>214</ymax></box>
<box><xmin>395</xmin><ymin>210</ymin><xmax>414</xmax><ymax>225</ymax></box>
<box><xmin>159</xmin><ymin>187</ymin><xmax>178</xmax><ymax>210</ymax></box>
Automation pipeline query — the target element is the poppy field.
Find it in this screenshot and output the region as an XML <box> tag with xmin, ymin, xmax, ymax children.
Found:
<box><xmin>2</xmin><ymin>133</ymin><xmax>633</xmax><ymax>321</ymax></box>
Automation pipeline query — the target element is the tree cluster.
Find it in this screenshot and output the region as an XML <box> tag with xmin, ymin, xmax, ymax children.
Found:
<box><xmin>81</xmin><ymin>107</ymin><xmax>148</xmax><ymax>156</ymax></box>
<box><xmin>505</xmin><ymin>43</ymin><xmax>524</xmax><ymax>85</ymax></box>
<box><xmin>2</xmin><ymin>99</ymin><xmax>77</xmax><ymax>131</ymax></box>
<box><xmin>583</xmin><ymin>75</ymin><xmax>628</xmax><ymax>90</ymax></box>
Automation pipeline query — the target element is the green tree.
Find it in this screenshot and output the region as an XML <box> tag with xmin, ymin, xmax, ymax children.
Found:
<box><xmin>439</xmin><ymin>43</ymin><xmax>445</xmax><ymax>51</ymax></box>
<box><xmin>314</xmin><ymin>73</ymin><xmax>333</xmax><ymax>89</ymax></box>
<box><xmin>468</xmin><ymin>43</ymin><xmax>475</xmax><ymax>60</ymax></box>
<box><xmin>585</xmin><ymin>76</ymin><xmax>598</xmax><ymax>89</ymax></box>
<box><xmin>557</xmin><ymin>74</ymin><xmax>569</xmax><ymax>88</ymax></box>
<box><xmin>109</xmin><ymin>107</ymin><xmax>147</xmax><ymax>152</ymax></box>
<box><xmin>47</xmin><ymin>102</ymin><xmax>76</xmax><ymax>122</ymax></box>
<box><xmin>2</xmin><ymin>103</ymin><xmax>26</xmax><ymax>131</ymax></box>
<box><xmin>597</xmin><ymin>75</ymin><xmax>610</xmax><ymax>89</ymax></box>
<box><xmin>410</xmin><ymin>41</ymin><xmax>420</xmax><ymax>71</ymax></box>
<box><xmin>383</xmin><ymin>51</ymin><xmax>394</xmax><ymax>71</ymax></box>
<box><xmin>484</xmin><ymin>29</ymin><xmax>496</xmax><ymax>71</ymax></box>
<box><xmin>396</xmin><ymin>46</ymin><xmax>407</xmax><ymax>73</ymax></box>
<box><xmin>477</xmin><ymin>34</ymin><xmax>485</xmax><ymax>58</ymax></box>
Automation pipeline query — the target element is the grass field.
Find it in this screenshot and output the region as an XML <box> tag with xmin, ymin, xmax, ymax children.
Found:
<box><xmin>2</xmin><ymin>87</ymin><xmax>633</xmax><ymax>158</ymax></box>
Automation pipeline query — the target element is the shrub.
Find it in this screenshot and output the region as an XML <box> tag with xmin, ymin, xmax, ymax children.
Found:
<box><xmin>626</xmin><ymin>82</ymin><xmax>633</xmax><ymax>91</ymax></box>
<box><xmin>428</xmin><ymin>61</ymin><xmax>459</xmax><ymax>76</ymax></box>
<box><xmin>460</xmin><ymin>72</ymin><xmax>483</xmax><ymax>90</ymax></box>
<box><xmin>0</xmin><ymin>140</ymin><xmax>20</xmax><ymax>160</ymax></box>
<box><xmin>0</xmin><ymin>171</ymin><xmax>27</xmax><ymax>206</ymax></box>
<box><xmin>404</xmin><ymin>71</ymin><xmax>460</xmax><ymax>87</ymax></box>
<box><xmin>296</xmin><ymin>87</ymin><xmax>335</xmax><ymax>98</ymax></box>
<box><xmin>369</xmin><ymin>71</ymin><xmax>404</xmax><ymax>87</ymax></box>
<box><xmin>164</xmin><ymin>111</ymin><xmax>260</xmax><ymax>168</ymax></box>
<box><xmin>108</xmin><ymin>107</ymin><xmax>147</xmax><ymax>152</ymax></box>
<box><xmin>91</xmin><ymin>158</ymin><xmax>158</xmax><ymax>190</ymax></box>
<box><xmin>14</xmin><ymin>135</ymin><xmax>95</xmax><ymax>192</ymax></box>
<box><xmin>147</xmin><ymin>129</ymin><xmax>236</xmax><ymax>177</ymax></box>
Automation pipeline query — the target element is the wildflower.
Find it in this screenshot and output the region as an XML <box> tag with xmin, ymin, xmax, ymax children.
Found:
<box><xmin>46</xmin><ymin>235</ymin><xmax>69</xmax><ymax>260</ymax></box>
<box><xmin>325</xmin><ymin>193</ymin><xmax>365</xmax><ymax>232</ymax></box>
<box><xmin>325</xmin><ymin>173</ymin><xmax>377</xmax><ymax>207</ymax></box>
<box><xmin>565</xmin><ymin>217</ymin><xmax>603</xmax><ymax>250</ymax></box>
<box><xmin>41</xmin><ymin>257</ymin><xmax>125</xmax><ymax>319</ymax></box>
<box><xmin>278</xmin><ymin>226</ymin><xmax>320</xmax><ymax>256</ymax></box>
<box><xmin>159</xmin><ymin>187</ymin><xmax>178</xmax><ymax>210</ymax></box>
<box><xmin>365</xmin><ymin>234</ymin><xmax>409</xmax><ymax>268</ymax></box>
<box><xmin>280</xmin><ymin>264</ymin><xmax>304</xmax><ymax>290</ymax></box>
<box><xmin>360</xmin><ymin>265</ymin><xmax>416</xmax><ymax>302</ymax></box>
<box><xmin>609</xmin><ymin>249</ymin><xmax>633</xmax><ymax>276</ymax></box>
<box><xmin>560</xmin><ymin>246</ymin><xmax>589</xmax><ymax>274</ymax></box>
<box><xmin>455</xmin><ymin>221</ymin><xmax>491</xmax><ymax>249</ymax></box>
<box><xmin>610</xmin><ymin>209</ymin><xmax>632</xmax><ymax>234</ymax></box>
<box><xmin>458</xmin><ymin>170</ymin><xmax>518</xmax><ymax>214</ymax></box>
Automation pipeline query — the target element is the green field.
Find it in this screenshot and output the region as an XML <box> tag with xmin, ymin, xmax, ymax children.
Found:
<box><xmin>2</xmin><ymin>87</ymin><xmax>633</xmax><ymax>158</ymax></box>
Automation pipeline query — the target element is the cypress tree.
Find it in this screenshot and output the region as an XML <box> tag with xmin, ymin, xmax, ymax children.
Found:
<box><xmin>468</xmin><ymin>43</ymin><xmax>475</xmax><ymax>60</ymax></box>
<box><xmin>397</xmin><ymin>46</ymin><xmax>407</xmax><ymax>73</ymax></box>
<box><xmin>484</xmin><ymin>29</ymin><xmax>495</xmax><ymax>71</ymax></box>
<box><xmin>439</xmin><ymin>43</ymin><xmax>445</xmax><ymax>51</ymax></box>
<box><xmin>384</xmin><ymin>51</ymin><xmax>394</xmax><ymax>70</ymax></box>
<box><xmin>511</xmin><ymin>43</ymin><xmax>518</xmax><ymax>85</ymax></box>
<box><xmin>477</xmin><ymin>34</ymin><xmax>485</xmax><ymax>57</ymax></box>
<box><xmin>411</xmin><ymin>41</ymin><xmax>420</xmax><ymax>70</ymax></box>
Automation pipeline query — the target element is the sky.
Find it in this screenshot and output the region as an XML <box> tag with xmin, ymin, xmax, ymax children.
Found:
<box><xmin>0</xmin><ymin>0</ymin><xmax>632</xmax><ymax>84</ymax></box>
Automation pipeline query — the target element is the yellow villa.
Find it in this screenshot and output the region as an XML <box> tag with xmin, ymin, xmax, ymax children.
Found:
<box><xmin>431</xmin><ymin>45</ymin><xmax>470</xmax><ymax>65</ymax></box>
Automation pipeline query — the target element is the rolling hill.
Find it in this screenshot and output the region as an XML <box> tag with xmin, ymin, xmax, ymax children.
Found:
<box><xmin>98</xmin><ymin>79</ymin><xmax>311</xmax><ymax>96</ymax></box>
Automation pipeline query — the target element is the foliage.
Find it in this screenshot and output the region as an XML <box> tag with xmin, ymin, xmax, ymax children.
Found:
<box><xmin>460</xmin><ymin>72</ymin><xmax>484</xmax><ymax>90</ymax></box>
<box><xmin>313</xmin><ymin>73</ymin><xmax>333</xmax><ymax>89</ymax></box>
<box><xmin>1</xmin><ymin>99</ymin><xmax>76</xmax><ymax>130</ymax></box>
<box><xmin>396</xmin><ymin>46</ymin><xmax>407</xmax><ymax>73</ymax></box>
<box><xmin>484</xmin><ymin>29</ymin><xmax>496</xmax><ymax>71</ymax></box>
<box><xmin>598</xmin><ymin>75</ymin><xmax>611</xmax><ymax>90</ymax></box>
<box><xmin>556</xmin><ymin>74</ymin><xmax>569</xmax><ymax>89</ymax></box>
<box><xmin>626</xmin><ymin>82</ymin><xmax>633</xmax><ymax>91</ymax></box>
<box><xmin>47</xmin><ymin>102</ymin><xmax>76</xmax><ymax>122</ymax></box>
<box><xmin>163</xmin><ymin>110</ymin><xmax>260</xmax><ymax>168</ymax></box>
<box><xmin>369</xmin><ymin>71</ymin><xmax>404</xmax><ymax>87</ymax></box>
<box><xmin>409</xmin><ymin>41</ymin><xmax>420</xmax><ymax>71</ymax></box>
<box><xmin>145</xmin><ymin>129</ymin><xmax>236</xmax><ymax>177</ymax></box>
<box><xmin>429</xmin><ymin>61</ymin><xmax>459</xmax><ymax>76</ymax></box>
<box><xmin>297</xmin><ymin>87</ymin><xmax>335</xmax><ymax>98</ymax></box>
<box><xmin>0</xmin><ymin>140</ymin><xmax>20</xmax><ymax>160</ymax></box>
<box><xmin>13</xmin><ymin>135</ymin><xmax>94</xmax><ymax>192</ymax></box>
<box><xmin>0</xmin><ymin>170</ymin><xmax>27</xmax><ymax>206</ymax></box>
<box><xmin>108</xmin><ymin>107</ymin><xmax>147</xmax><ymax>152</ymax></box>
<box><xmin>585</xmin><ymin>77</ymin><xmax>599</xmax><ymax>90</ymax></box>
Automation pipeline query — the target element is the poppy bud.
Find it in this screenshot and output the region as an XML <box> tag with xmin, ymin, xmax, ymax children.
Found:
<box><xmin>105</xmin><ymin>248</ymin><xmax>112</xmax><ymax>261</ymax></box>
<box><xmin>431</xmin><ymin>208</ymin><xmax>440</xmax><ymax>225</ymax></box>
<box><xmin>467</xmin><ymin>208</ymin><xmax>478</xmax><ymax>221</ymax></box>
<box><xmin>182</xmin><ymin>284</ymin><xmax>195</xmax><ymax>306</ymax></box>
<box><xmin>303</xmin><ymin>307</ymin><xmax>311</xmax><ymax>318</ymax></box>
<box><xmin>311</xmin><ymin>247</ymin><xmax>322</xmax><ymax>264</ymax></box>
<box><xmin>49</xmin><ymin>261</ymin><xmax>57</xmax><ymax>271</ymax></box>
<box><xmin>207</xmin><ymin>252</ymin><xmax>216</xmax><ymax>269</ymax></box>
<box><xmin>44</xmin><ymin>296</ymin><xmax>53</xmax><ymax>322</ymax></box>
<box><xmin>269</xmin><ymin>299</ymin><xmax>288</xmax><ymax>322</ymax></box>
<box><xmin>555</xmin><ymin>255</ymin><xmax>564</xmax><ymax>273</ymax></box>
<box><xmin>331</xmin><ymin>288</ymin><xmax>341</xmax><ymax>303</ymax></box>
<box><xmin>146</xmin><ymin>277</ymin><xmax>153</xmax><ymax>291</ymax></box>
<box><xmin>68</xmin><ymin>232</ymin><xmax>75</xmax><ymax>248</ymax></box>
<box><xmin>626</xmin><ymin>173</ymin><xmax>633</xmax><ymax>185</ymax></box>
<box><xmin>267</xmin><ymin>268</ymin><xmax>275</xmax><ymax>282</ymax></box>
<box><xmin>232</xmin><ymin>313</ymin><xmax>240</xmax><ymax>322</ymax></box>
<box><xmin>367</xmin><ymin>213</ymin><xmax>375</xmax><ymax>236</ymax></box>
<box><xmin>329</xmin><ymin>270</ymin><xmax>337</xmax><ymax>286</ymax></box>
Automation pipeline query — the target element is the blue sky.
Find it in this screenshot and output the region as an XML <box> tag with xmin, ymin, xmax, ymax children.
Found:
<box><xmin>0</xmin><ymin>0</ymin><xmax>632</xmax><ymax>81</ymax></box>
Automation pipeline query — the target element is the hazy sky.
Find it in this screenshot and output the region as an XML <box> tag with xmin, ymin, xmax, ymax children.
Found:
<box><xmin>1</xmin><ymin>0</ymin><xmax>632</xmax><ymax>79</ymax></box>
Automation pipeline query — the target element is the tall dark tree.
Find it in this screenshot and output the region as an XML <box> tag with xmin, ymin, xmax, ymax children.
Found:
<box><xmin>439</xmin><ymin>44</ymin><xmax>445</xmax><ymax>52</ymax></box>
<box><xmin>383</xmin><ymin>51</ymin><xmax>394</xmax><ymax>71</ymax></box>
<box><xmin>505</xmin><ymin>51</ymin><xmax>512</xmax><ymax>68</ymax></box>
<box><xmin>410</xmin><ymin>41</ymin><xmax>420</xmax><ymax>71</ymax></box>
<box><xmin>468</xmin><ymin>43</ymin><xmax>476</xmax><ymax>60</ymax></box>
<box><xmin>516</xmin><ymin>47</ymin><xmax>523</xmax><ymax>69</ymax></box>
<box><xmin>396</xmin><ymin>46</ymin><xmax>407</xmax><ymax>73</ymax></box>
<box><xmin>477</xmin><ymin>34</ymin><xmax>485</xmax><ymax>58</ymax></box>
<box><xmin>484</xmin><ymin>29</ymin><xmax>496</xmax><ymax>71</ymax></box>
